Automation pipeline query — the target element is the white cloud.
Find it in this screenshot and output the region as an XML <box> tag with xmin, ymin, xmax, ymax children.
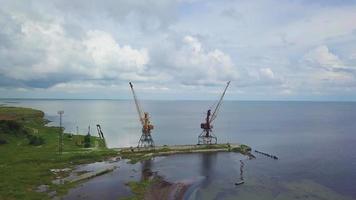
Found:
<box><xmin>83</xmin><ymin>30</ymin><xmax>149</xmax><ymax>78</ymax></box>
<box><xmin>278</xmin><ymin>6</ymin><xmax>356</xmax><ymax>47</ymax></box>
<box><xmin>303</xmin><ymin>45</ymin><xmax>342</xmax><ymax>70</ymax></box>
<box><xmin>259</xmin><ymin>68</ymin><xmax>275</xmax><ymax>79</ymax></box>
<box><xmin>299</xmin><ymin>45</ymin><xmax>356</xmax><ymax>89</ymax></box>
<box><xmin>0</xmin><ymin>13</ymin><xmax>150</xmax><ymax>84</ymax></box>
<box><xmin>1</xmin><ymin>0</ymin><xmax>356</xmax><ymax>99</ymax></box>
<box><xmin>172</xmin><ymin>35</ymin><xmax>239</xmax><ymax>85</ymax></box>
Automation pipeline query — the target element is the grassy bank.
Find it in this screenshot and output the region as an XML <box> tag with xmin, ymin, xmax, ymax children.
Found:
<box><xmin>0</xmin><ymin>106</ymin><xmax>117</xmax><ymax>200</ymax></box>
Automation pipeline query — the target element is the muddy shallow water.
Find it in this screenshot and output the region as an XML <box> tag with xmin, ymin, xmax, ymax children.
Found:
<box><xmin>63</xmin><ymin>160</ymin><xmax>140</xmax><ymax>199</ymax></box>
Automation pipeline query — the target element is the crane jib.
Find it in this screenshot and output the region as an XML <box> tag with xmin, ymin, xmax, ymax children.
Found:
<box><xmin>209</xmin><ymin>81</ymin><xmax>230</xmax><ymax>124</ymax></box>
<box><xmin>129</xmin><ymin>82</ymin><xmax>145</xmax><ymax>126</ymax></box>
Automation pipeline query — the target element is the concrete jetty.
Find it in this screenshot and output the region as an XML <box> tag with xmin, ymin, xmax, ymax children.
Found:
<box><xmin>116</xmin><ymin>143</ymin><xmax>253</xmax><ymax>163</ymax></box>
<box><xmin>254</xmin><ymin>150</ymin><xmax>278</xmax><ymax>160</ymax></box>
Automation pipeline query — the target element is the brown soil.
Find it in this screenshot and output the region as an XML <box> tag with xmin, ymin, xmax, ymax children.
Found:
<box><xmin>144</xmin><ymin>177</ymin><xmax>190</xmax><ymax>200</ymax></box>
<box><xmin>0</xmin><ymin>115</ymin><xmax>17</xmax><ymax>120</ymax></box>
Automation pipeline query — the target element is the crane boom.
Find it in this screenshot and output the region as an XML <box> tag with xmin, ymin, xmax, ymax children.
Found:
<box><xmin>209</xmin><ymin>81</ymin><xmax>230</xmax><ymax>123</ymax></box>
<box><xmin>129</xmin><ymin>82</ymin><xmax>144</xmax><ymax>126</ymax></box>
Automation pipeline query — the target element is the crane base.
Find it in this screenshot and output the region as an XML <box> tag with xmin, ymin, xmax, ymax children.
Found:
<box><xmin>197</xmin><ymin>131</ymin><xmax>217</xmax><ymax>145</ymax></box>
<box><xmin>138</xmin><ymin>133</ymin><xmax>155</xmax><ymax>148</ymax></box>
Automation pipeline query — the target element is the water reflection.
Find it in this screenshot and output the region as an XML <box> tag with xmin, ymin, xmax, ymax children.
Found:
<box><xmin>201</xmin><ymin>153</ymin><xmax>217</xmax><ymax>182</ymax></box>
<box><xmin>240</xmin><ymin>160</ymin><xmax>244</xmax><ymax>181</ymax></box>
<box><xmin>141</xmin><ymin>159</ymin><xmax>154</xmax><ymax>181</ymax></box>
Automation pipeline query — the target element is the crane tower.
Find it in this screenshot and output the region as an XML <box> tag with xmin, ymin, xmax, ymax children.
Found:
<box><xmin>198</xmin><ymin>81</ymin><xmax>230</xmax><ymax>145</ymax></box>
<box><xmin>129</xmin><ymin>82</ymin><xmax>154</xmax><ymax>148</ymax></box>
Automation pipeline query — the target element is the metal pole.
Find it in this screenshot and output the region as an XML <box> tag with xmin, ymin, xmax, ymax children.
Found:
<box><xmin>58</xmin><ymin>111</ymin><xmax>64</xmax><ymax>155</ymax></box>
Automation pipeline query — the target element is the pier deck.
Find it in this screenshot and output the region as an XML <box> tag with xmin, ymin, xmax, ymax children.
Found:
<box><xmin>115</xmin><ymin>143</ymin><xmax>252</xmax><ymax>163</ymax></box>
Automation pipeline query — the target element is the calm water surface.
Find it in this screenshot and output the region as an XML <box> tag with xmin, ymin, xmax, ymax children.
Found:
<box><xmin>2</xmin><ymin>100</ymin><xmax>356</xmax><ymax>199</ymax></box>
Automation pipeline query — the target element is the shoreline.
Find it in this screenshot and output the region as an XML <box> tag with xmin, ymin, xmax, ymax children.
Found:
<box><xmin>0</xmin><ymin>105</ymin><xmax>253</xmax><ymax>199</ymax></box>
<box><xmin>0</xmin><ymin>106</ymin><xmax>117</xmax><ymax>199</ymax></box>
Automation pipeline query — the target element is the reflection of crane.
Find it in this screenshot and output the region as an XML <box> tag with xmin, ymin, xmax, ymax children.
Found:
<box><xmin>235</xmin><ymin>160</ymin><xmax>245</xmax><ymax>185</ymax></box>
<box><xmin>198</xmin><ymin>81</ymin><xmax>230</xmax><ymax>145</ymax></box>
<box><xmin>129</xmin><ymin>82</ymin><xmax>154</xmax><ymax>148</ymax></box>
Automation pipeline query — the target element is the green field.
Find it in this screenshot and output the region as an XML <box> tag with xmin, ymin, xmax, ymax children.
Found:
<box><xmin>0</xmin><ymin>106</ymin><xmax>117</xmax><ymax>200</ymax></box>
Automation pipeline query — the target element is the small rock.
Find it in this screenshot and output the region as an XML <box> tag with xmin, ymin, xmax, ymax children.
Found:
<box><xmin>108</xmin><ymin>156</ymin><xmax>121</xmax><ymax>163</ymax></box>
<box><xmin>52</xmin><ymin>179</ymin><xmax>65</xmax><ymax>185</ymax></box>
<box><xmin>50</xmin><ymin>168</ymin><xmax>71</xmax><ymax>173</ymax></box>
<box><xmin>36</xmin><ymin>185</ymin><xmax>49</xmax><ymax>193</ymax></box>
<box><xmin>48</xmin><ymin>190</ymin><xmax>57</xmax><ymax>198</ymax></box>
<box><xmin>235</xmin><ymin>181</ymin><xmax>244</xmax><ymax>186</ymax></box>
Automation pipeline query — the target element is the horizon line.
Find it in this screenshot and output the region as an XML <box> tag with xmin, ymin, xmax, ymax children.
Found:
<box><xmin>1</xmin><ymin>98</ymin><xmax>356</xmax><ymax>103</ymax></box>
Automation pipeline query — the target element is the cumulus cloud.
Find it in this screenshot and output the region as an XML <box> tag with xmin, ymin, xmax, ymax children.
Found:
<box><xmin>1</xmin><ymin>0</ymin><xmax>356</xmax><ymax>100</ymax></box>
<box><xmin>172</xmin><ymin>35</ymin><xmax>239</xmax><ymax>85</ymax></box>
<box><xmin>300</xmin><ymin>45</ymin><xmax>356</xmax><ymax>89</ymax></box>
<box><xmin>83</xmin><ymin>30</ymin><xmax>149</xmax><ymax>78</ymax></box>
<box><xmin>0</xmin><ymin>10</ymin><xmax>151</xmax><ymax>88</ymax></box>
<box><xmin>277</xmin><ymin>6</ymin><xmax>356</xmax><ymax>47</ymax></box>
<box><xmin>260</xmin><ymin>68</ymin><xmax>274</xmax><ymax>79</ymax></box>
<box><xmin>303</xmin><ymin>45</ymin><xmax>342</xmax><ymax>70</ymax></box>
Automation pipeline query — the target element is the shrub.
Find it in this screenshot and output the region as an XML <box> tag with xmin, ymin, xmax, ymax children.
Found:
<box><xmin>0</xmin><ymin>138</ymin><xmax>7</xmax><ymax>145</ymax></box>
<box><xmin>84</xmin><ymin>134</ymin><xmax>91</xmax><ymax>148</ymax></box>
<box><xmin>240</xmin><ymin>144</ymin><xmax>251</xmax><ymax>152</ymax></box>
<box><xmin>0</xmin><ymin>120</ymin><xmax>29</xmax><ymax>136</ymax></box>
<box><xmin>6</xmin><ymin>120</ymin><xmax>21</xmax><ymax>131</ymax></box>
<box><xmin>27</xmin><ymin>135</ymin><xmax>45</xmax><ymax>146</ymax></box>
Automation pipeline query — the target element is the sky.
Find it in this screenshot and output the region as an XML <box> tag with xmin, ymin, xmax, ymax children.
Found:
<box><xmin>1</xmin><ymin>0</ymin><xmax>356</xmax><ymax>101</ymax></box>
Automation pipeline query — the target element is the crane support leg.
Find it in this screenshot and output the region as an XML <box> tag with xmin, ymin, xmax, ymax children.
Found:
<box><xmin>138</xmin><ymin>132</ymin><xmax>154</xmax><ymax>148</ymax></box>
<box><xmin>198</xmin><ymin>130</ymin><xmax>217</xmax><ymax>145</ymax></box>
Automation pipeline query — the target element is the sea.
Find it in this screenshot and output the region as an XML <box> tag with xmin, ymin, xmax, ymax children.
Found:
<box><xmin>1</xmin><ymin>99</ymin><xmax>356</xmax><ymax>200</ymax></box>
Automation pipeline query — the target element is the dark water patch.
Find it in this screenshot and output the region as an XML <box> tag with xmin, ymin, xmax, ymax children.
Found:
<box><xmin>63</xmin><ymin>160</ymin><xmax>140</xmax><ymax>200</ymax></box>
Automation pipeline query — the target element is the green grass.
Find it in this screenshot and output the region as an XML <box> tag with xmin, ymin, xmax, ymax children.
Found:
<box><xmin>120</xmin><ymin>178</ymin><xmax>157</xmax><ymax>200</ymax></box>
<box><xmin>0</xmin><ymin>106</ymin><xmax>117</xmax><ymax>200</ymax></box>
<box><xmin>231</xmin><ymin>144</ymin><xmax>252</xmax><ymax>153</ymax></box>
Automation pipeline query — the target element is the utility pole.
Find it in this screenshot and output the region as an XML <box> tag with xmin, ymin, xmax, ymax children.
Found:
<box><xmin>58</xmin><ymin>111</ymin><xmax>64</xmax><ymax>155</ymax></box>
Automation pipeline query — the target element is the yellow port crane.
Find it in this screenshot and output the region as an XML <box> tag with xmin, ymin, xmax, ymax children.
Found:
<box><xmin>129</xmin><ymin>82</ymin><xmax>154</xmax><ymax>148</ymax></box>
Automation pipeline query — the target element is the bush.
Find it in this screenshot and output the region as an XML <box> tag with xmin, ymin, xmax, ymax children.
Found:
<box><xmin>240</xmin><ymin>144</ymin><xmax>251</xmax><ymax>152</ymax></box>
<box><xmin>0</xmin><ymin>120</ymin><xmax>19</xmax><ymax>133</ymax></box>
<box><xmin>0</xmin><ymin>120</ymin><xmax>29</xmax><ymax>136</ymax></box>
<box><xmin>84</xmin><ymin>134</ymin><xmax>91</xmax><ymax>148</ymax></box>
<box><xmin>6</xmin><ymin>120</ymin><xmax>21</xmax><ymax>131</ymax></box>
<box><xmin>0</xmin><ymin>138</ymin><xmax>7</xmax><ymax>145</ymax></box>
<box><xmin>27</xmin><ymin>135</ymin><xmax>45</xmax><ymax>146</ymax></box>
